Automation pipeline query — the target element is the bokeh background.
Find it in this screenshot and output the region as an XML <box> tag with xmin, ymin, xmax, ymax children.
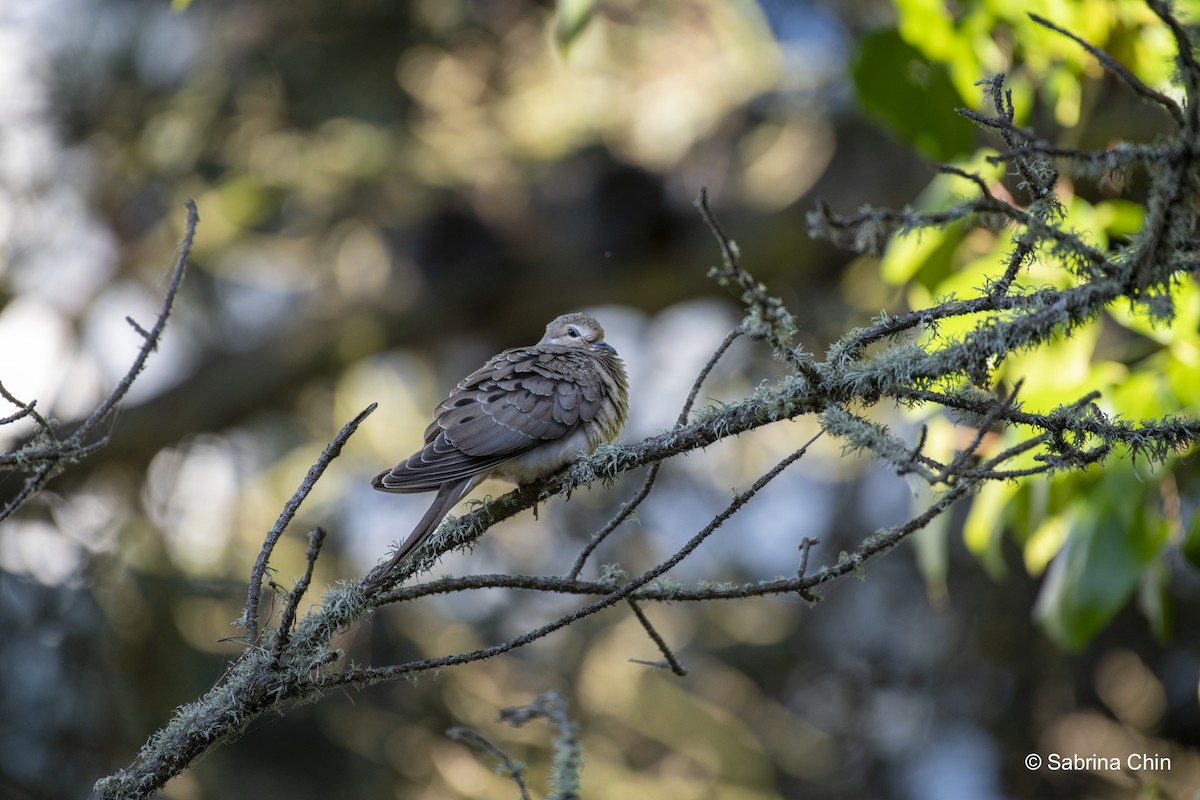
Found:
<box><xmin>2</xmin><ymin>0</ymin><xmax>1199</xmax><ymax>798</ymax></box>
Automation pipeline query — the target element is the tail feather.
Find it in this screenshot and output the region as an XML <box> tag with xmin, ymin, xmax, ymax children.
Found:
<box><xmin>376</xmin><ymin>477</ymin><xmax>475</xmax><ymax>575</ymax></box>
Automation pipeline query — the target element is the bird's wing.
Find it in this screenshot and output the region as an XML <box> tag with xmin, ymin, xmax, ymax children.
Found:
<box><xmin>372</xmin><ymin>346</ymin><xmax>606</xmax><ymax>492</ymax></box>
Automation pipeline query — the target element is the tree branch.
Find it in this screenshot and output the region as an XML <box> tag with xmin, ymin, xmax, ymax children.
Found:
<box><xmin>94</xmin><ymin>6</ymin><xmax>1200</xmax><ymax>797</ymax></box>
<box><xmin>0</xmin><ymin>201</ymin><xmax>199</xmax><ymax>523</ymax></box>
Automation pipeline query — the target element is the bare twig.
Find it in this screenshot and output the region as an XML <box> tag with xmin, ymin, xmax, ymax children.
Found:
<box><xmin>0</xmin><ymin>201</ymin><xmax>199</xmax><ymax>523</ymax></box>
<box><xmin>243</xmin><ymin>404</ymin><xmax>376</xmax><ymax>642</ymax></box>
<box><xmin>81</xmin><ymin>203</ymin><xmax>198</xmax><ymax>434</ymax></box>
<box><xmin>0</xmin><ymin>382</ymin><xmax>50</xmax><ymax>430</ymax></box>
<box><xmin>446</xmin><ymin>727</ymin><xmax>531</xmax><ymax>800</ymax></box>
<box><xmin>796</xmin><ymin>536</ymin><xmax>820</xmax><ymax>602</ymax></box>
<box><xmin>626</xmin><ymin>598</ymin><xmax>687</xmax><ymax>676</ymax></box>
<box><xmin>498</xmin><ymin>692</ymin><xmax>582</xmax><ymax>800</ymax></box>
<box><xmin>567</xmin><ymin>324</ymin><xmax>744</xmax><ymax>580</ymax></box>
<box><xmin>696</xmin><ymin>187</ymin><xmax>821</xmax><ymax>384</ymax></box>
<box><xmin>937</xmin><ymin>164</ymin><xmax>995</xmax><ymax>199</ymax></box>
<box><xmin>1029</xmin><ymin>11</ymin><xmax>1185</xmax><ymax>127</ymax></box>
<box><xmin>329</xmin><ymin>438</ymin><xmax>821</xmax><ymax>688</ymax></box>
<box><xmin>272</xmin><ymin>527</ymin><xmax>327</xmax><ymax>665</ymax></box>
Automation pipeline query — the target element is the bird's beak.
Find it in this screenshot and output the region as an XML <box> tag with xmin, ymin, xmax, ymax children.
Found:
<box><xmin>593</xmin><ymin>341</ymin><xmax>617</xmax><ymax>355</ymax></box>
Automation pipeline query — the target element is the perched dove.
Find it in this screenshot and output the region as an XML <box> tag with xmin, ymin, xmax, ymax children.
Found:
<box><xmin>371</xmin><ymin>312</ymin><xmax>629</xmax><ymax>574</ymax></box>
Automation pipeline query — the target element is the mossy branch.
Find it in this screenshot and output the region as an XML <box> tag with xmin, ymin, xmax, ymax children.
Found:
<box><xmin>96</xmin><ymin>5</ymin><xmax>1200</xmax><ymax>797</ymax></box>
<box><xmin>0</xmin><ymin>201</ymin><xmax>198</xmax><ymax>524</ymax></box>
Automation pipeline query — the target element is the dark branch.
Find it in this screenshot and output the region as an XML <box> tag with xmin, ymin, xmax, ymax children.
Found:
<box><xmin>627</xmin><ymin>599</ymin><xmax>687</xmax><ymax>676</ymax></box>
<box><xmin>0</xmin><ymin>201</ymin><xmax>199</xmax><ymax>523</ymax></box>
<box><xmin>1029</xmin><ymin>11</ymin><xmax>1185</xmax><ymax>127</ymax></box>
<box><xmin>243</xmin><ymin>404</ymin><xmax>377</xmax><ymax>642</ymax></box>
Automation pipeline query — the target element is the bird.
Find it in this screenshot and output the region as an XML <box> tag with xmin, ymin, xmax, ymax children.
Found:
<box><xmin>370</xmin><ymin>312</ymin><xmax>629</xmax><ymax>576</ymax></box>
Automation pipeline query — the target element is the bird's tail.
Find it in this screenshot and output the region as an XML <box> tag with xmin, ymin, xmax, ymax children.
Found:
<box><xmin>372</xmin><ymin>477</ymin><xmax>475</xmax><ymax>580</ymax></box>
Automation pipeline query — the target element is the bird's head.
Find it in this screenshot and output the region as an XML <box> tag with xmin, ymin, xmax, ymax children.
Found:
<box><xmin>539</xmin><ymin>312</ymin><xmax>617</xmax><ymax>354</ymax></box>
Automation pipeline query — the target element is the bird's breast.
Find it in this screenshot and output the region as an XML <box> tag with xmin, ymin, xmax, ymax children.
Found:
<box><xmin>488</xmin><ymin>427</ymin><xmax>594</xmax><ymax>484</ymax></box>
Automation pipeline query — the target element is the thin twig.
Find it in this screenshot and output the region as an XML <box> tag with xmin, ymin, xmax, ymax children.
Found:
<box><xmin>992</xmin><ymin>78</ymin><xmax>1055</xmax><ymax>201</ymax></box>
<box><xmin>696</xmin><ymin>188</ymin><xmax>820</xmax><ymax>384</ymax></box>
<box><xmin>0</xmin><ymin>464</ymin><xmax>55</xmax><ymax>523</ymax></box>
<box><xmin>446</xmin><ymin>727</ymin><xmax>531</xmax><ymax>800</ymax></box>
<box><xmin>498</xmin><ymin>692</ymin><xmax>581</xmax><ymax>800</ymax></box>
<box><xmin>937</xmin><ymin>164</ymin><xmax>995</xmax><ymax>199</ymax></box>
<box><xmin>796</xmin><ymin>536</ymin><xmax>820</xmax><ymax>602</ymax></box>
<box><xmin>567</xmin><ymin>324</ymin><xmax>745</xmax><ymax>579</ymax></box>
<box><xmin>0</xmin><ymin>202</ymin><xmax>198</xmax><ymax>524</ymax></box>
<box><xmin>78</xmin><ymin>201</ymin><xmax>198</xmax><ymax>438</ymax></box>
<box><xmin>272</xmin><ymin>527</ymin><xmax>327</xmax><ymax>665</ymax></box>
<box><xmin>330</xmin><ymin>438</ymin><xmax>820</xmax><ymax>688</ymax></box>
<box><xmin>626</xmin><ymin>599</ymin><xmax>687</xmax><ymax>676</ymax></box>
<box><xmin>677</xmin><ymin>326</ymin><xmax>746</xmax><ymax>423</ymax></box>
<box><xmin>1029</xmin><ymin>11</ymin><xmax>1185</xmax><ymax>128</ymax></box>
<box><xmin>0</xmin><ymin>382</ymin><xmax>50</xmax><ymax>430</ymax></box>
<box><xmin>938</xmin><ymin>380</ymin><xmax>1024</xmax><ymax>481</ymax></box>
<box><xmin>243</xmin><ymin>404</ymin><xmax>377</xmax><ymax>642</ymax></box>
<box><xmin>1147</xmin><ymin>0</ymin><xmax>1200</xmax><ymax>130</ymax></box>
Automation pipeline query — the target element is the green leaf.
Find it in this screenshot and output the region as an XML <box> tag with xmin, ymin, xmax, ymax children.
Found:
<box><xmin>880</xmin><ymin>222</ymin><xmax>962</xmax><ymax>288</ymax></box>
<box><xmin>1033</xmin><ymin>469</ymin><xmax>1169</xmax><ymax>650</ymax></box>
<box><xmin>852</xmin><ymin>29</ymin><xmax>974</xmax><ymax>161</ymax></box>
<box><xmin>912</xmin><ymin>484</ymin><xmax>949</xmax><ymax>602</ymax></box>
<box><xmin>963</xmin><ymin>480</ymin><xmax>1015</xmax><ymax>579</ymax></box>
<box><xmin>555</xmin><ymin>0</ymin><xmax>596</xmax><ymax>52</ymax></box>
<box><xmin>1137</xmin><ymin>559</ymin><xmax>1172</xmax><ymax>642</ymax></box>
<box><xmin>1034</xmin><ymin>505</ymin><xmax>1133</xmax><ymax>650</ymax></box>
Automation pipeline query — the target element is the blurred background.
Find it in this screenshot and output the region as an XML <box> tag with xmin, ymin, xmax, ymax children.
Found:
<box><xmin>2</xmin><ymin>0</ymin><xmax>1199</xmax><ymax>798</ymax></box>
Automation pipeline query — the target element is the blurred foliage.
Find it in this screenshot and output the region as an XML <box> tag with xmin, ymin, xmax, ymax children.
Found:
<box><xmin>859</xmin><ymin>0</ymin><xmax>1200</xmax><ymax>652</ymax></box>
<box><xmin>555</xmin><ymin>0</ymin><xmax>597</xmax><ymax>51</ymax></box>
<box><xmin>852</xmin><ymin>29</ymin><xmax>974</xmax><ymax>160</ymax></box>
<box><xmin>1</xmin><ymin>0</ymin><xmax>1199</xmax><ymax>799</ymax></box>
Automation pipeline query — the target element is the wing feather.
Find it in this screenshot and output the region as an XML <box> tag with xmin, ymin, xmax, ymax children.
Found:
<box><xmin>372</xmin><ymin>345</ymin><xmax>611</xmax><ymax>493</ymax></box>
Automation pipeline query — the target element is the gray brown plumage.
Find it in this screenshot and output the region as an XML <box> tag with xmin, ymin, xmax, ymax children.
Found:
<box><xmin>371</xmin><ymin>312</ymin><xmax>629</xmax><ymax>573</ymax></box>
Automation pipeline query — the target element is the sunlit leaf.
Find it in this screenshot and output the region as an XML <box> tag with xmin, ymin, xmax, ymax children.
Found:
<box><xmin>1095</xmin><ymin>199</ymin><xmax>1145</xmax><ymax>240</ymax></box>
<box><xmin>555</xmin><ymin>0</ymin><xmax>596</xmax><ymax>52</ymax></box>
<box><xmin>1024</xmin><ymin>513</ymin><xmax>1070</xmax><ymax>577</ymax></box>
<box><xmin>1033</xmin><ymin>469</ymin><xmax>1170</xmax><ymax>649</ymax></box>
<box><xmin>964</xmin><ymin>479</ymin><xmax>1016</xmax><ymax>579</ymax></box>
<box><xmin>912</xmin><ymin>484</ymin><xmax>949</xmax><ymax>602</ymax></box>
<box><xmin>880</xmin><ymin>224</ymin><xmax>960</xmax><ymax>287</ymax></box>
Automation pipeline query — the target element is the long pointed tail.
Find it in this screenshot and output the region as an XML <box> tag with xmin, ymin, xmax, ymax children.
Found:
<box><xmin>374</xmin><ymin>477</ymin><xmax>475</xmax><ymax>578</ymax></box>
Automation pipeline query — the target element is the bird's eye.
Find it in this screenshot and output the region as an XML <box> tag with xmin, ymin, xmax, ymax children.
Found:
<box><xmin>567</xmin><ymin>327</ymin><xmax>580</xmax><ymax>338</ymax></box>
